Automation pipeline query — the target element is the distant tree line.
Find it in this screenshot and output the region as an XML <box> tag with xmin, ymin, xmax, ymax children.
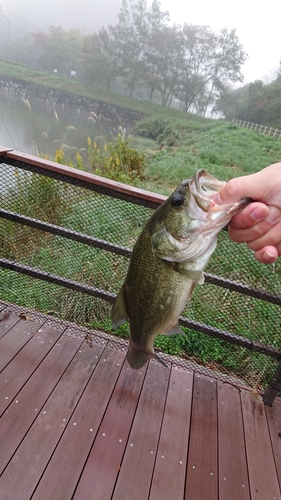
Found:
<box><xmin>6</xmin><ymin>0</ymin><xmax>247</xmax><ymax>116</ymax></box>
<box><xmin>215</xmin><ymin>67</ymin><xmax>281</xmax><ymax>128</ymax></box>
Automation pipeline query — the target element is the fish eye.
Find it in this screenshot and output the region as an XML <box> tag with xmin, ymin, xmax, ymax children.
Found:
<box><xmin>172</xmin><ymin>193</ymin><xmax>184</xmax><ymax>207</ymax></box>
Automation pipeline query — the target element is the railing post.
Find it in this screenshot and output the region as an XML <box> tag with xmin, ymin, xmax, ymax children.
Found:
<box><xmin>263</xmin><ymin>360</ymin><xmax>281</xmax><ymax>406</ymax></box>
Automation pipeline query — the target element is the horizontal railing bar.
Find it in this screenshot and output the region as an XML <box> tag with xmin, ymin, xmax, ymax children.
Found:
<box><xmin>205</xmin><ymin>273</ymin><xmax>281</xmax><ymax>306</ymax></box>
<box><xmin>1</xmin><ymin>152</ymin><xmax>166</xmax><ymax>209</ymax></box>
<box><xmin>0</xmin><ymin>209</ymin><xmax>132</xmax><ymax>257</ymax></box>
<box><xmin>178</xmin><ymin>317</ymin><xmax>281</xmax><ymax>360</ymax></box>
<box><xmin>0</xmin><ymin>257</ymin><xmax>280</xmax><ymax>360</ymax></box>
<box><xmin>0</xmin><ymin>258</ymin><xmax>116</xmax><ymax>303</ymax></box>
<box><xmin>1</xmin><ymin>209</ymin><xmax>280</xmax><ymax>305</ymax></box>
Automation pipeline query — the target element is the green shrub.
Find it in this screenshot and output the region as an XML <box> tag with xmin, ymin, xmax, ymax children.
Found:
<box><xmin>133</xmin><ymin>116</ymin><xmax>180</xmax><ymax>147</ymax></box>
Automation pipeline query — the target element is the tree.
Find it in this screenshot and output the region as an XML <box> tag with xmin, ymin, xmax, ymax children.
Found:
<box><xmin>214</xmin><ymin>84</ymin><xmax>249</xmax><ymax>120</ymax></box>
<box><xmin>31</xmin><ymin>26</ymin><xmax>84</xmax><ymax>77</ymax></box>
<box><xmin>142</xmin><ymin>24</ymin><xmax>184</xmax><ymax>105</ymax></box>
<box><xmin>174</xmin><ymin>26</ymin><xmax>247</xmax><ymax>115</ymax></box>
<box><xmin>176</xmin><ymin>24</ymin><xmax>217</xmax><ymax>112</ymax></box>
<box><xmin>93</xmin><ymin>0</ymin><xmax>169</xmax><ymax>95</ymax></box>
<box><xmin>82</xmin><ymin>27</ymin><xmax>124</xmax><ymax>90</ymax></box>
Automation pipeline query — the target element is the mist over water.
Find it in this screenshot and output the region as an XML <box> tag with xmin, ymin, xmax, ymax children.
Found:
<box><xmin>0</xmin><ymin>87</ymin><xmax>102</xmax><ymax>156</ymax></box>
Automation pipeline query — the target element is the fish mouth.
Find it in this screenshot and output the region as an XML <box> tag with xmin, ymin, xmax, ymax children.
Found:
<box><xmin>189</xmin><ymin>169</ymin><xmax>251</xmax><ymax>218</ymax></box>
<box><xmin>190</xmin><ymin>169</ymin><xmax>226</xmax><ymax>212</ymax></box>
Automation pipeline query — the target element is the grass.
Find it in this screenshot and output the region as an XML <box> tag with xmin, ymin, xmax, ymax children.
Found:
<box><xmin>1</xmin><ymin>59</ymin><xmax>281</xmax><ymax>389</ymax></box>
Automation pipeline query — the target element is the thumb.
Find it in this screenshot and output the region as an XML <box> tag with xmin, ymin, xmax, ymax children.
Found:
<box><xmin>216</xmin><ymin>163</ymin><xmax>281</xmax><ymax>205</ymax></box>
<box><xmin>216</xmin><ymin>174</ymin><xmax>259</xmax><ymax>205</ymax></box>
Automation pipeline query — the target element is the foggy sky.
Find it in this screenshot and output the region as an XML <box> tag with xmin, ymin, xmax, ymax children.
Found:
<box><xmin>0</xmin><ymin>0</ymin><xmax>121</xmax><ymax>38</ymax></box>
<box><xmin>1</xmin><ymin>0</ymin><xmax>280</xmax><ymax>84</ymax></box>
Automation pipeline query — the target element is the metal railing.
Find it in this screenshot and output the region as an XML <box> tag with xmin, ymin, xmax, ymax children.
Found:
<box><xmin>232</xmin><ymin>118</ymin><xmax>281</xmax><ymax>139</ymax></box>
<box><xmin>0</xmin><ymin>146</ymin><xmax>281</xmax><ymax>405</ymax></box>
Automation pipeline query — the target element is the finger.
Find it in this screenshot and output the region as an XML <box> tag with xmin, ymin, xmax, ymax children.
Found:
<box><xmin>228</xmin><ymin>205</ymin><xmax>281</xmax><ymax>243</ymax></box>
<box><xmin>247</xmin><ymin>219</ymin><xmax>281</xmax><ymax>251</ymax></box>
<box><xmin>254</xmin><ymin>246</ymin><xmax>278</xmax><ymax>264</ymax></box>
<box><xmin>215</xmin><ymin>163</ymin><xmax>281</xmax><ymax>205</ymax></box>
<box><xmin>229</xmin><ymin>202</ymin><xmax>269</xmax><ymax>230</ymax></box>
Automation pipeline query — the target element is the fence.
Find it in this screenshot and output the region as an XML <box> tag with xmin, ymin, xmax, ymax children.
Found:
<box><xmin>1</xmin><ymin>146</ymin><xmax>281</xmax><ymax>405</ymax></box>
<box><xmin>232</xmin><ymin>118</ymin><xmax>281</xmax><ymax>139</ymax></box>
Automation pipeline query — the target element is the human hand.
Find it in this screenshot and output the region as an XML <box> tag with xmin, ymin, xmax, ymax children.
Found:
<box><xmin>214</xmin><ymin>163</ymin><xmax>281</xmax><ymax>263</ymax></box>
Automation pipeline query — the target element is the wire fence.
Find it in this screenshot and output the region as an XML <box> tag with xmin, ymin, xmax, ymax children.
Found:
<box><xmin>232</xmin><ymin>118</ymin><xmax>281</xmax><ymax>139</ymax></box>
<box><xmin>1</xmin><ymin>148</ymin><xmax>281</xmax><ymax>404</ymax></box>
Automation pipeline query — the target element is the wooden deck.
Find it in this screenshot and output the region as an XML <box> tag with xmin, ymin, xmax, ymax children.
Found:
<box><xmin>0</xmin><ymin>301</ymin><xmax>281</xmax><ymax>500</ymax></box>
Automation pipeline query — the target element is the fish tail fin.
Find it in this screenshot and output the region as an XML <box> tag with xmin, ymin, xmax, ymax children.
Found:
<box><xmin>127</xmin><ymin>345</ymin><xmax>148</xmax><ymax>370</ymax></box>
<box><xmin>127</xmin><ymin>346</ymin><xmax>168</xmax><ymax>370</ymax></box>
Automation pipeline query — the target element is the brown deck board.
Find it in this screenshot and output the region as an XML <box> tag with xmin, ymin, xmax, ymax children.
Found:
<box><xmin>0</xmin><ymin>316</ymin><xmax>45</xmax><ymax>372</ymax></box>
<box><xmin>112</xmin><ymin>361</ymin><xmax>170</xmax><ymax>500</ymax></box>
<box><xmin>266</xmin><ymin>399</ymin><xmax>281</xmax><ymax>491</ymax></box>
<box><xmin>149</xmin><ymin>366</ymin><xmax>193</xmax><ymax>500</ymax></box>
<box><xmin>218</xmin><ymin>383</ymin><xmax>250</xmax><ymax>499</ymax></box>
<box><xmin>33</xmin><ymin>347</ymin><xmax>126</xmax><ymax>500</ymax></box>
<box><xmin>0</xmin><ymin>309</ymin><xmax>21</xmax><ymax>339</ymax></box>
<box><xmin>241</xmin><ymin>390</ymin><xmax>281</xmax><ymax>499</ymax></box>
<box><xmin>0</xmin><ymin>323</ymin><xmax>65</xmax><ymax>415</ymax></box>
<box><xmin>185</xmin><ymin>373</ymin><xmax>218</xmax><ymax>500</ymax></box>
<box><xmin>72</xmin><ymin>358</ymin><xmax>145</xmax><ymax>500</ymax></box>
<box><xmin>0</xmin><ymin>326</ymin><xmax>84</xmax><ymax>474</ymax></box>
<box><xmin>0</xmin><ymin>302</ymin><xmax>280</xmax><ymax>500</ymax></box>
<box><xmin>0</xmin><ymin>338</ymin><xmax>106</xmax><ymax>499</ymax></box>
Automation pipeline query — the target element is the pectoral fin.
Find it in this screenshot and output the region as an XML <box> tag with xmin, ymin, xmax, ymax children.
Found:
<box><xmin>111</xmin><ymin>284</ymin><xmax>128</xmax><ymax>328</ymax></box>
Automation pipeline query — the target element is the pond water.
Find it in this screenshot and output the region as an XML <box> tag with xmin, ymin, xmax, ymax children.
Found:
<box><xmin>0</xmin><ymin>86</ymin><xmax>132</xmax><ymax>160</ymax></box>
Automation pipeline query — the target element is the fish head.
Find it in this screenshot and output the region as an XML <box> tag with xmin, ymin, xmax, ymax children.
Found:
<box><xmin>151</xmin><ymin>169</ymin><xmax>250</xmax><ymax>268</ymax></box>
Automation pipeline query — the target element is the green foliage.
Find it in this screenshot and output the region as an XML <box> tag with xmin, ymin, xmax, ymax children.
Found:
<box><xmin>88</xmin><ymin>134</ymin><xmax>146</xmax><ymax>184</ymax></box>
<box><xmin>216</xmin><ymin>75</ymin><xmax>281</xmax><ymax>128</ymax></box>
<box><xmin>0</xmin><ymin>170</ymin><xmax>69</xmax><ymax>262</ymax></box>
<box><xmin>133</xmin><ymin>116</ymin><xmax>180</xmax><ymax>146</ymax></box>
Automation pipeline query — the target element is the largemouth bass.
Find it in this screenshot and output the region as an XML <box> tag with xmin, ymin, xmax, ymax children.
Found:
<box><xmin>111</xmin><ymin>169</ymin><xmax>250</xmax><ymax>370</ymax></box>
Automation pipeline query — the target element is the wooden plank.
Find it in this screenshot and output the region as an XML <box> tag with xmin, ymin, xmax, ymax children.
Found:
<box><xmin>0</xmin><ymin>339</ymin><xmax>108</xmax><ymax>500</ymax></box>
<box><xmin>0</xmin><ymin>309</ymin><xmax>21</xmax><ymax>340</ymax></box>
<box><xmin>0</xmin><ymin>323</ymin><xmax>65</xmax><ymax>415</ymax></box>
<box><xmin>73</xmin><ymin>361</ymin><xmax>145</xmax><ymax>500</ymax></box>
<box><xmin>149</xmin><ymin>367</ymin><xmax>193</xmax><ymax>500</ymax></box>
<box><xmin>241</xmin><ymin>390</ymin><xmax>281</xmax><ymax>499</ymax></box>
<box><xmin>112</xmin><ymin>361</ymin><xmax>170</xmax><ymax>500</ymax></box>
<box><xmin>0</xmin><ymin>317</ymin><xmax>45</xmax><ymax>372</ymax></box>
<box><xmin>0</xmin><ymin>326</ymin><xmax>84</xmax><ymax>474</ymax></box>
<box><xmin>32</xmin><ymin>347</ymin><xmax>126</xmax><ymax>500</ymax></box>
<box><xmin>266</xmin><ymin>399</ymin><xmax>281</xmax><ymax>491</ymax></box>
<box><xmin>218</xmin><ymin>383</ymin><xmax>250</xmax><ymax>499</ymax></box>
<box><xmin>185</xmin><ymin>373</ymin><xmax>218</xmax><ymax>500</ymax></box>
<box><xmin>0</xmin><ymin>146</ymin><xmax>12</xmax><ymax>155</ymax></box>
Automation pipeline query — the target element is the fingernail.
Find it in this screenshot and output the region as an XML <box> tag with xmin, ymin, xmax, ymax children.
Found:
<box><xmin>249</xmin><ymin>206</ymin><xmax>268</xmax><ymax>222</ymax></box>
<box><xmin>263</xmin><ymin>250</ymin><xmax>276</xmax><ymax>262</ymax></box>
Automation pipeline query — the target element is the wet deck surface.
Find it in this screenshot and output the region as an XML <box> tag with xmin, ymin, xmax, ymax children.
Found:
<box><xmin>0</xmin><ymin>300</ymin><xmax>281</xmax><ymax>500</ymax></box>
